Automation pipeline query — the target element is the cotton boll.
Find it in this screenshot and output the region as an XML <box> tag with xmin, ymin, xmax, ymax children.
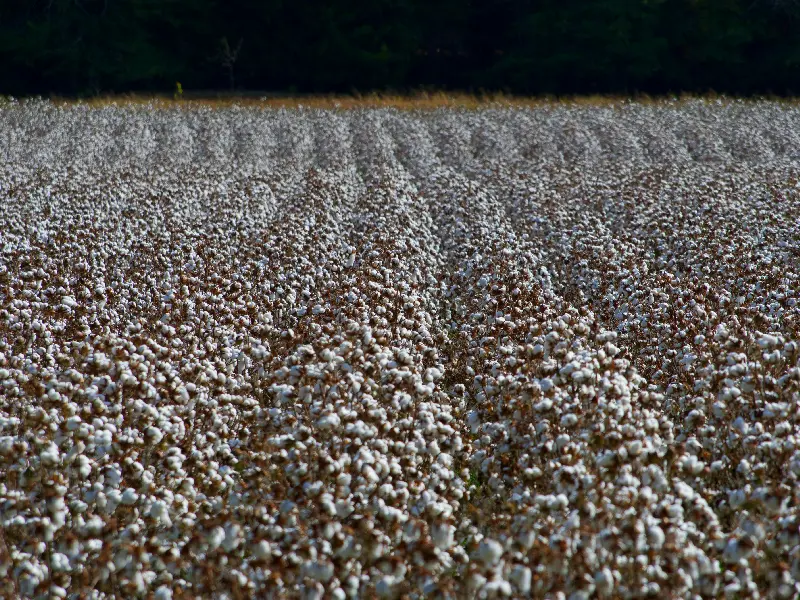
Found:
<box><xmin>510</xmin><ymin>565</ymin><xmax>532</xmax><ymax>594</ymax></box>
<box><xmin>317</xmin><ymin>413</ymin><xmax>341</xmax><ymax>430</ymax></box>
<box><xmin>254</xmin><ymin>540</ymin><xmax>272</xmax><ymax>559</ymax></box>
<box><xmin>40</xmin><ymin>442</ymin><xmax>60</xmax><ymax>466</ymax></box>
<box><xmin>376</xmin><ymin>576</ymin><xmax>396</xmax><ymax>598</ymax></box>
<box><xmin>484</xmin><ymin>578</ymin><xmax>512</xmax><ymax>596</ymax></box>
<box><xmin>50</xmin><ymin>552</ymin><xmax>71</xmax><ymax>573</ymax></box>
<box><xmin>560</xmin><ymin>413</ymin><xmax>578</xmax><ymax>428</ymax></box>
<box><xmin>207</xmin><ymin>526</ymin><xmax>226</xmax><ymax>551</ymax></box>
<box><xmin>723</xmin><ymin>537</ymin><xmax>756</xmax><ymax>564</ymax></box>
<box><xmin>154</xmin><ymin>586</ymin><xmax>173</xmax><ymax>600</ymax></box>
<box><xmin>431</xmin><ymin>523</ymin><xmax>454</xmax><ymax>549</ymax></box>
<box><xmin>476</xmin><ymin>539</ymin><xmax>504</xmax><ymax>565</ymax></box>
<box><xmin>648</xmin><ymin>525</ymin><xmax>665</xmax><ymax>550</ymax></box>
<box><xmin>145</xmin><ymin>426</ymin><xmax>164</xmax><ymax>444</ymax></box>
<box><xmin>150</xmin><ymin>500</ymin><xmax>172</xmax><ymax>527</ymax></box>
<box><xmin>120</xmin><ymin>488</ymin><xmax>138</xmax><ymax>505</ymax></box>
<box><xmin>222</xmin><ymin>524</ymin><xmax>242</xmax><ymax>552</ymax></box>
<box><xmin>304</xmin><ymin>560</ymin><xmax>334</xmax><ymax>582</ymax></box>
<box><xmin>757</xmin><ymin>334</ymin><xmax>779</xmax><ymax>349</ymax></box>
<box><xmin>467</xmin><ymin>410</ymin><xmax>481</xmax><ymax>434</ymax></box>
<box><xmin>594</xmin><ymin>568</ymin><xmax>614</xmax><ymax>597</ymax></box>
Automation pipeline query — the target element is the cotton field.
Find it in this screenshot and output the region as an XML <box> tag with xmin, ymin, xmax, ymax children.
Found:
<box><xmin>2</xmin><ymin>98</ymin><xmax>800</xmax><ymax>599</ymax></box>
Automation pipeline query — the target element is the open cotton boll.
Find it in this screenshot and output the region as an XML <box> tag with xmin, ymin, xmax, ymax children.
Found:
<box><xmin>154</xmin><ymin>587</ymin><xmax>173</xmax><ymax>600</ymax></box>
<box><xmin>317</xmin><ymin>413</ymin><xmax>341</xmax><ymax>430</ymax></box>
<box><xmin>149</xmin><ymin>500</ymin><xmax>172</xmax><ymax>527</ymax></box>
<box><xmin>757</xmin><ymin>333</ymin><xmax>779</xmax><ymax>349</ymax></box>
<box><xmin>40</xmin><ymin>443</ymin><xmax>61</xmax><ymax>466</ymax></box>
<box><xmin>475</xmin><ymin>539</ymin><xmax>504</xmax><ymax>565</ymax></box>
<box><xmin>50</xmin><ymin>553</ymin><xmax>71</xmax><ymax>573</ymax></box>
<box><xmin>595</xmin><ymin>568</ymin><xmax>615</xmax><ymax>597</ymax></box>
<box><xmin>121</xmin><ymin>488</ymin><xmax>139</xmax><ymax>505</ymax></box>
<box><xmin>431</xmin><ymin>523</ymin><xmax>454</xmax><ymax>549</ymax></box>
<box><xmin>207</xmin><ymin>526</ymin><xmax>226</xmax><ymax>551</ymax></box>
<box><xmin>253</xmin><ymin>540</ymin><xmax>272</xmax><ymax>559</ymax></box>
<box><xmin>145</xmin><ymin>426</ymin><xmax>164</xmax><ymax>444</ymax></box>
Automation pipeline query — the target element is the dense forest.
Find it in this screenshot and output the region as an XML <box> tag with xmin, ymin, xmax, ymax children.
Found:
<box><xmin>2</xmin><ymin>0</ymin><xmax>800</xmax><ymax>97</ymax></box>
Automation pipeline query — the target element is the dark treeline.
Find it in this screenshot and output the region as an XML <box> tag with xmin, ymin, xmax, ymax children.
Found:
<box><xmin>2</xmin><ymin>0</ymin><xmax>800</xmax><ymax>97</ymax></box>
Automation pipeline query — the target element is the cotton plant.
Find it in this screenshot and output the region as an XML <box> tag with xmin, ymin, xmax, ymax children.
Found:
<box><xmin>1</xmin><ymin>99</ymin><xmax>800</xmax><ymax>599</ymax></box>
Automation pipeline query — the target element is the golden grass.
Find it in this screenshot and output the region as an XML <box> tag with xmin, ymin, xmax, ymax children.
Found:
<box><xmin>40</xmin><ymin>91</ymin><xmax>800</xmax><ymax>111</ymax></box>
<box><xmin>48</xmin><ymin>91</ymin><xmax>556</xmax><ymax>110</ymax></box>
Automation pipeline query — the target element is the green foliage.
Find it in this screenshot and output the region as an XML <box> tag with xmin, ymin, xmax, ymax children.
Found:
<box><xmin>0</xmin><ymin>0</ymin><xmax>798</xmax><ymax>95</ymax></box>
<box><xmin>468</xmin><ymin>469</ymin><xmax>482</xmax><ymax>488</ymax></box>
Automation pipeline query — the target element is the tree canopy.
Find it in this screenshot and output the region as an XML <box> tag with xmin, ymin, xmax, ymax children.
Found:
<box><xmin>1</xmin><ymin>0</ymin><xmax>799</xmax><ymax>96</ymax></box>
